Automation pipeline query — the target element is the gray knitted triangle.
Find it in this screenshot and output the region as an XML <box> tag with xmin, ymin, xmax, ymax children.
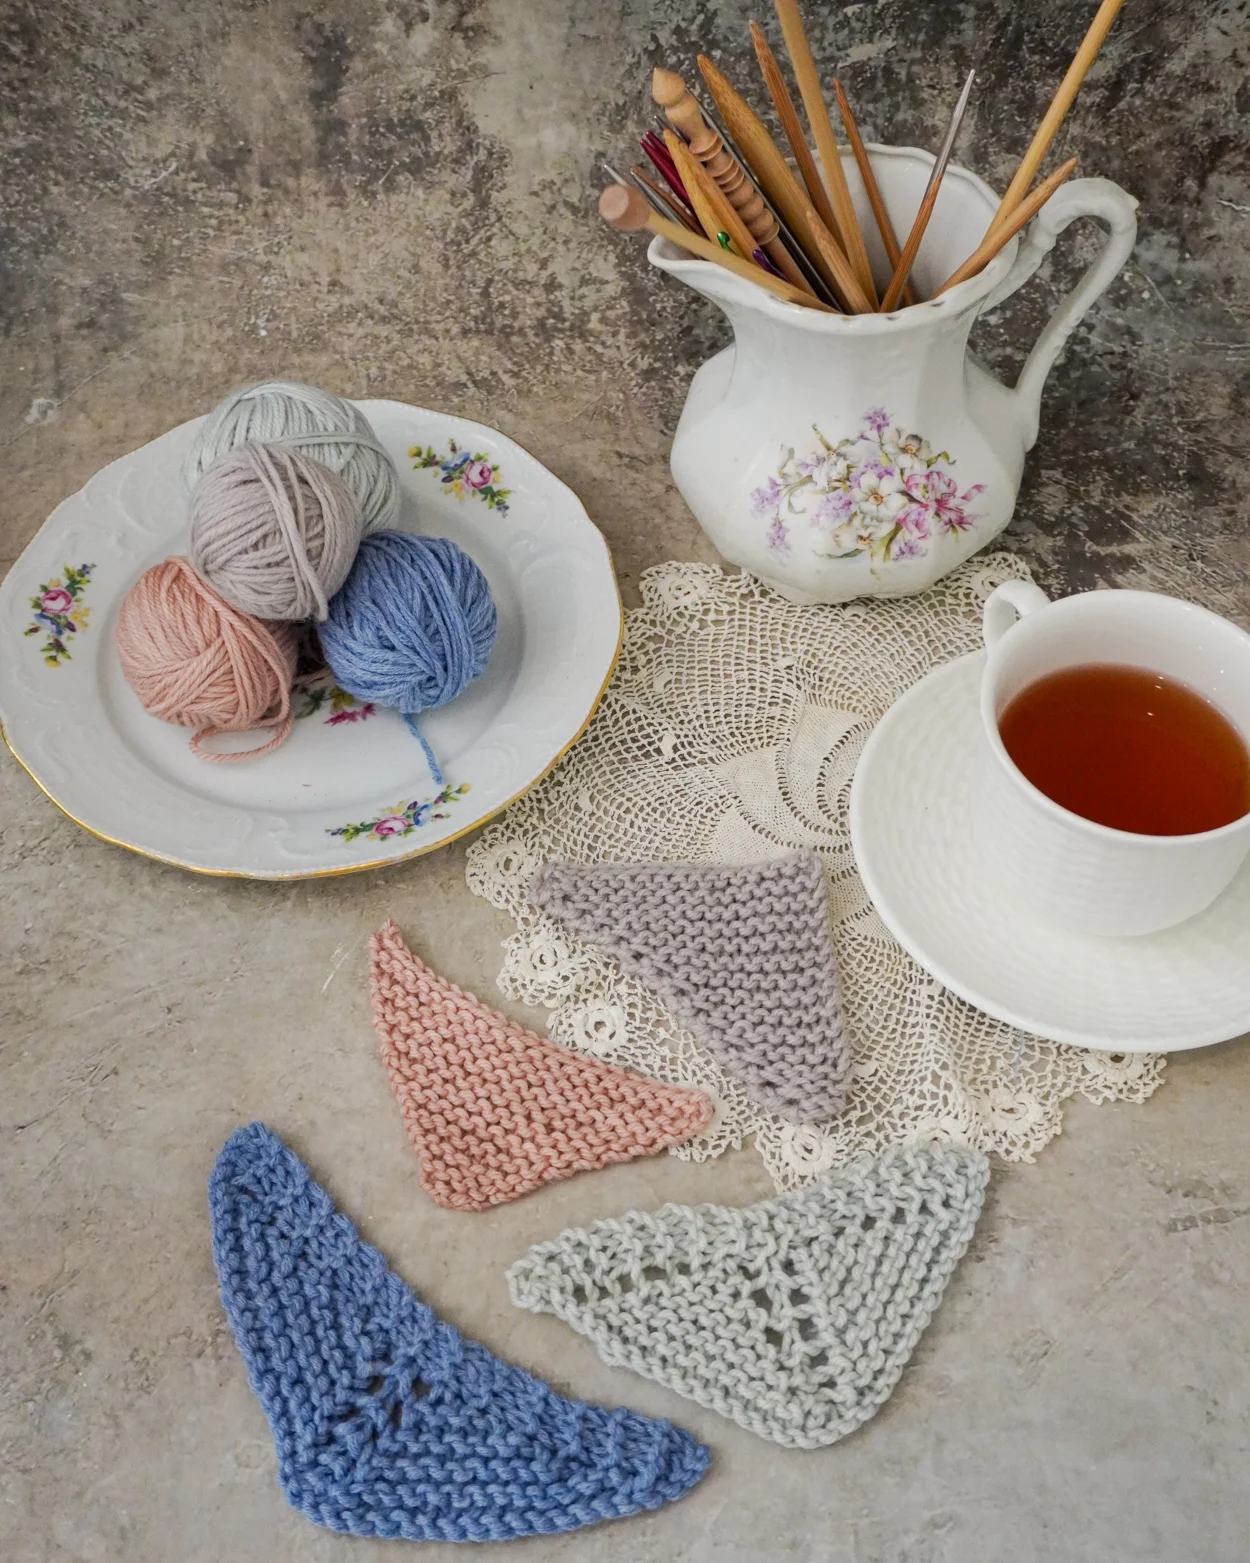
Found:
<box><xmin>507</xmin><ymin>1144</ymin><xmax>989</xmax><ymax>1449</ymax></box>
<box><xmin>529</xmin><ymin>853</ymin><xmax>851</xmax><ymax>1122</ymax></box>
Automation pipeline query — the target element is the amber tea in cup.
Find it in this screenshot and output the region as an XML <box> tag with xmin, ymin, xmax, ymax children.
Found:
<box><xmin>979</xmin><ymin>583</ymin><xmax>1250</xmax><ymax>934</ymax></box>
<box><xmin>997</xmin><ymin>663</ymin><xmax>1250</xmax><ymax>836</ymax></box>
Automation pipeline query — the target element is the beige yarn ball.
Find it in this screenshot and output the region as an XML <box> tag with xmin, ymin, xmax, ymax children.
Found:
<box><xmin>188</xmin><ymin>441</ymin><xmax>365</xmax><ymax>622</ymax></box>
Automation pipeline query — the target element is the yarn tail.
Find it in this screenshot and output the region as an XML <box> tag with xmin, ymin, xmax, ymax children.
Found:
<box><xmin>404</xmin><ymin>713</ymin><xmax>444</xmax><ymax>787</ymax></box>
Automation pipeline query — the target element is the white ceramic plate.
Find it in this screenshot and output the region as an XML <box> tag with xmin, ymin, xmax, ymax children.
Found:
<box><xmin>850</xmin><ymin>652</ymin><xmax>1250</xmax><ymax>1051</ymax></box>
<box><xmin>0</xmin><ymin>402</ymin><xmax>621</xmax><ymax>878</ymax></box>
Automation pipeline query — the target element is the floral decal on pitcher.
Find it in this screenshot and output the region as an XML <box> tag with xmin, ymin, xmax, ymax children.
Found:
<box><xmin>751</xmin><ymin>409</ymin><xmax>983</xmax><ymax>563</ymax></box>
<box><xmin>410</xmin><ymin>440</ymin><xmax>511</xmax><ymax>513</ymax></box>
<box><xmin>25</xmin><ymin>563</ymin><xmax>94</xmax><ymax>665</ymax></box>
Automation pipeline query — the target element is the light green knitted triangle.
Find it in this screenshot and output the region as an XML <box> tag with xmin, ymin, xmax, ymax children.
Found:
<box><xmin>507</xmin><ymin>1144</ymin><xmax>989</xmax><ymax>1449</ymax></box>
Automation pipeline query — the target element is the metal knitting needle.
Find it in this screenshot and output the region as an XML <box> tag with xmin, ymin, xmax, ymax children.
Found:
<box><xmin>604</xmin><ymin>159</ymin><xmax>699</xmax><ymax>234</ymax></box>
<box><xmin>922</xmin><ymin>69</ymin><xmax>977</xmax><ymax>209</ymax></box>
<box><xmin>629</xmin><ymin>165</ymin><xmax>701</xmax><ymax>231</ymax></box>
<box><xmin>879</xmin><ymin>68</ymin><xmax>976</xmax><ymax>311</ymax></box>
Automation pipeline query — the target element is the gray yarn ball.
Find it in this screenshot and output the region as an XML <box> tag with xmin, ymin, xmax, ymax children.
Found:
<box><xmin>183</xmin><ymin>379</ymin><xmax>400</xmax><ymax>532</ymax></box>
<box><xmin>189</xmin><ymin>442</ymin><xmax>365</xmax><ymax>622</ymax></box>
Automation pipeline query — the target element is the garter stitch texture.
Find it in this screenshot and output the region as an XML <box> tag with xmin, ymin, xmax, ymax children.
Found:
<box><xmin>508</xmin><ymin>1144</ymin><xmax>989</xmax><ymax>1449</ymax></box>
<box><xmin>209</xmin><ymin>1124</ymin><xmax>709</xmax><ymax>1542</ymax></box>
<box><xmin>530</xmin><ymin>852</ymin><xmax>852</xmax><ymax>1122</ymax></box>
<box><xmin>370</xmin><ymin>921</ymin><xmax>713</xmax><ymax>1210</ymax></box>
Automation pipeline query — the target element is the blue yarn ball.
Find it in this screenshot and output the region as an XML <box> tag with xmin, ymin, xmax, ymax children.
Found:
<box><xmin>321</xmin><ymin>531</ymin><xmax>497</xmax><ymax>724</ymax></box>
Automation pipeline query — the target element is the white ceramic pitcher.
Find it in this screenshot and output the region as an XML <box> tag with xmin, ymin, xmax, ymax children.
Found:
<box><xmin>651</xmin><ymin>145</ymin><xmax>1138</xmax><ymax>603</ymax></box>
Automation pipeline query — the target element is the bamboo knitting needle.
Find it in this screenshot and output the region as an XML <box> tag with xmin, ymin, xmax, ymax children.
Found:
<box><xmin>771</xmin><ymin>0</ymin><xmax>877</xmax><ymax>305</ymax></box>
<box><xmin>934</xmin><ymin>157</ymin><xmax>1077</xmax><ymax>295</ymax></box>
<box><xmin>832</xmin><ymin>77</ymin><xmax>916</xmax><ymax>308</ymax></box>
<box><xmin>749</xmin><ymin>22</ymin><xmax>843</xmax><ymax>249</ymax></box>
<box><xmin>664</xmin><ymin>127</ymin><xmax>759</xmax><ymax>261</ymax></box>
<box><xmin>879</xmin><ymin>67</ymin><xmax>976</xmax><ymax>312</ymax></box>
<box><xmin>652</xmin><ymin>67</ymin><xmax>814</xmax><ymax>294</ymax></box>
<box><xmin>698</xmin><ymin>54</ymin><xmax>873</xmax><ymax>313</ymax></box>
<box><xmin>598</xmin><ymin>183</ymin><xmax>836</xmax><ymax>311</ymax></box>
<box><xmin>987</xmin><ymin>0</ymin><xmax>1125</xmax><ymax>236</ymax></box>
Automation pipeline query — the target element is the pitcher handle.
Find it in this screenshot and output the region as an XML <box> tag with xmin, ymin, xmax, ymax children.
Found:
<box><xmin>980</xmin><ymin>177</ymin><xmax>1138</xmax><ymax>451</ymax></box>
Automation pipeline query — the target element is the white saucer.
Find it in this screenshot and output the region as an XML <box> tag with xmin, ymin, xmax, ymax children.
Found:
<box><xmin>0</xmin><ymin>402</ymin><xmax>621</xmax><ymax>878</ymax></box>
<box><xmin>849</xmin><ymin>651</ymin><xmax>1250</xmax><ymax>1052</ymax></box>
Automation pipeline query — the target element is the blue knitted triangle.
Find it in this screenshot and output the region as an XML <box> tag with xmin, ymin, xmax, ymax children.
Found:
<box><xmin>209</xmin><ymin>1124</ymin><xmax>709</xmax><ymax>1542</ymax></box>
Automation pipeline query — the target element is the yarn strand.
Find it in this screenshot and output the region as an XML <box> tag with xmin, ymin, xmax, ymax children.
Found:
<box><xmin>403</xmin><ymin>715</ymin><xmax>445</xmax><ymax>786</ymax></box>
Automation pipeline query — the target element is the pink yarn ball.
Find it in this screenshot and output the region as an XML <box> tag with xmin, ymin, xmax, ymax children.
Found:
<box><xmin>115</xmin><ymin>556</ymin><xmax>297</xmax><ymax>762</ymax></box>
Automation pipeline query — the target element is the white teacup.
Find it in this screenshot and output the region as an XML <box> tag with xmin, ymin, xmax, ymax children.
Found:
<box><xmin>978</xmin><ymin>581</ymin><xmax>1250</xmax><ymax>936</ymax></box>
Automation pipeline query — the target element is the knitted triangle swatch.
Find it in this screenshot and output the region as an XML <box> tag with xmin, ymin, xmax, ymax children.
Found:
<box><xmin>210</xmin><ymin>1124</ymin><xmax>709</xmax><ymax>1542</ymax></box>
<box><xmin>508</xmin><ymin>1144</ymin><xmax>989</xmax><ymax>1449</ymax></box>
<box><xmin>529</xmin><ymin>852</ymin><xmax>852</xmax><ymax>1122</ymax></box>
<box><xmin>370</xmin><ymin>920</ymin><xmax>713</xmax><ymax>1211</ymax></box>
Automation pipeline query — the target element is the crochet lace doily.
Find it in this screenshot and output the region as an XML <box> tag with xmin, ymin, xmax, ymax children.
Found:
<box><xmin>465</xmin><ymin>553</ymin><xmax>1164</xmax><ymax>1190</ymax></box>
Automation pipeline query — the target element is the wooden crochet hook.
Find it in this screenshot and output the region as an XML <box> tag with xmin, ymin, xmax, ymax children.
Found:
<box><xmin>652</xmin><ymin>66</ymin><xmax>813</xmax><ymax>294</ymax></box>
<box><xmin>598</xmin><ymin>184</ymin><xmax>836</xmax><ymax>312</ymax></box>
<box><xmin>652</xmin><ymin>66</ymin><xmax>706</xmax><ymax>143</ymax></box>
<box><xmin>988</xmin><ymin>0</ymin><xmax>1125</xmax><ymax>236</ymax></box>
<box><xmin>832</xmin><ymin>78</ymin><xmax>915</xmax><ymax>308</ymax></box>
<box><xmin>663</xmin><ymin>128</ymin><xmax>818</xmax><ymax>299</ymax></box>
<box><xmin>693</xmin><ymin>88</ymin><xmax>845</xmax><ymax>309</ymax></box>
<box><xmin>697</xmin><ymin>54</ymin><xmax>872</xmax><ymax>314</ymax></box>
<box><xmin>879</xmin><ymin>67</ymin><xmax>976</xmax><ymax>312</ymax></box>
<box><xmin>749</xmin><ymin>23</ymin><xmax>843</xmax><ymax>249</ymax></box>
<box><xmin>934</xmin><ymin>157</ymin><xmax>1077</xmax><ymax>295</ymax></box>
<box><xmin>664</xmin><ymin>127</ymin><xmax>759</xmax><ymax>259</ymax></box>
<box><xmin>771</xmin><ymin>0</ymin><xmax>877</xmax><ymax>306</ymax></box>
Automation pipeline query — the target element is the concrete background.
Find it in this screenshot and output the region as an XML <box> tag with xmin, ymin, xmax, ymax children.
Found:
<box><xmin>2</xmin><ymin>2</ymin><xmax>1248</xmax><ymax>1559</ymax></box>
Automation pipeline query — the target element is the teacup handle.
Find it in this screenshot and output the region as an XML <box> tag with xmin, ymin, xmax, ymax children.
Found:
<box><xmin>983</xmin><ymin>580</ymin><xmax>1050</xmax><ymax>649</ymax></box>
<box><xmin>981</xmin><ymin>177</ymin><xmax>1139</xmax><ymax>451</ymax></box>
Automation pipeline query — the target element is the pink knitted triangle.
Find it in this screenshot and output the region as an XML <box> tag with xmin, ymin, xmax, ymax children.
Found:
<box><xmin>370</xmin><ymin>921</ymin><xmax>714</xmax><ymax>1212</ymax></box>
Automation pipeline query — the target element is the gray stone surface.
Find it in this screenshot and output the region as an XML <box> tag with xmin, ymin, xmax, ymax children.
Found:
<box><xmin>2</xmin><ymin>2</ymin><xmax>1248</xmax><ymax>1560</ymax></box>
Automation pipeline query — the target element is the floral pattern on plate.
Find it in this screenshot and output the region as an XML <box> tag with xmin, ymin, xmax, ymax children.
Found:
<box><xmin>410</xmin><ymin>439</ymin><xmax>511</xmax><ymax>513</ymax></box>
<box><xmin>0</xmin><ymin>400</ymin><xmax>622</xmax><ymax>877</ymax></box>
<box><xmin>292</xmin><ymin>679</ymin><xmax>377</xmax><ymax>726</ymax></box>
<box><xmin>25</xmin><ymin>563</ymin><xmax>94</xmax><ymax>665</ymax></box>
<box><xmin>328</xmin><ymin>782</ymin><xmax>472</xmax><ymax>842</ymax></box>
<box><xmin>751</xmin><ymin>408</ymin><xmax>984</xmax><ymax>564</ymax></box>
